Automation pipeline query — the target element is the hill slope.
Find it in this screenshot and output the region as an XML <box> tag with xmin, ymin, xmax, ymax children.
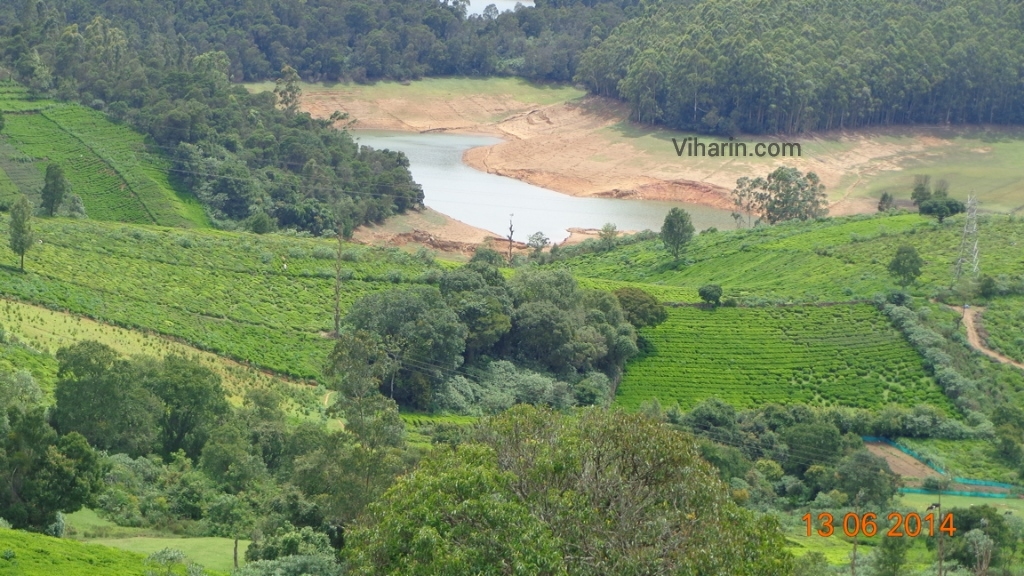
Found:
<box><xmin>0</xmin><ymin>218</ymin><xmax>444</xmax><ymax>380</ymax></box>
<box><xmin>0</xmin><ymin>527</ymin><xmax>226</xmax><ymax>576</ymax></box>
<box><xmin>619</xmin><ymin>303</ymin><xmax>951</xmax><ymax>412</ymax></box>
<box><xmin>558</xmin><ymin>213</ymin><xmax>1024</xmax><ymax>302</ymax></box>
<box><xmin>0</xmin><ymin>84</ymin><xmax>206</xmax><ymax>228</ymax></box>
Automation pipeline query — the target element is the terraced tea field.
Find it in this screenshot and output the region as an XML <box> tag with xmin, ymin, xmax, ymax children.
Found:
<box><xmin>616</xmin><ymin>304</ymin><xmax>953</xmax><ymax>411</ymax></box>
<box><xmin>0</xmin><ymin>219</ymin><xmax>446</xmax><ymax>380</ymax></box>
<box><xmin>0</xmin><ymin>83</ymin><xmax>205</xmax><ymax>227</ymax></box>
<box><xmin>561</xmin><ymin>213</ymin><xmax>1024</xmax><ymax>303</ymax></box>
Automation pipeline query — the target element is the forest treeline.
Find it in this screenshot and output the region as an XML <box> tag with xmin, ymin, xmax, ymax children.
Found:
<box><xmin>0</xmin><ymin>5</ymin><xmax>426</xmax><ymax>234</ymax></box>
<box><xmin>1</xmin><ymin>0</ymin><xmax>636</xmax><ymax>85</ymax></box>
<box><xmin>576</xmin><ymin>0</ymin><xmax>1024</xmax><ymax>133</ymax></box>
<box><xmin>10</xmin><ymin>0</ymin><xmax>1024</xmax><ymax>139</ymax></box>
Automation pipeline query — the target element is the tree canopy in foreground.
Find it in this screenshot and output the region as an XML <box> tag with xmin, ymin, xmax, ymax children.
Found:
<box><xmin>345</xmin><ymin>405</ymin><xmax>794</xmax><ymax>576</ymax></box>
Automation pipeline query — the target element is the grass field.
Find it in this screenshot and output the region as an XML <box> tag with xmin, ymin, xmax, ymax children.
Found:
<box><xmin>63</xmin><ymin>509</ymin><xmax>247</xmax><ymax>574</ymax></box>
<box><xmin>560</xmin><ymin>213</ymin><xmax>1024</xmax><ymax>303</ymax></box>
<box><xmin>616</xmin><ymin>304</ymin><xmax>951</xmax><ymax>411</ymax></box>
<box><xmin>0</xmin><ymin>218</ymin><xmax>446</xmax><ymax>380</ymax></box>
<box><xmin>0</xmin><ymin>526</ymin><xmax>232</xmax><ymax>576</ymax></box>
<box><xmin>0</xmin><ymin>83</ymin><xmax>206</xmax><ymax>228</ymax></box>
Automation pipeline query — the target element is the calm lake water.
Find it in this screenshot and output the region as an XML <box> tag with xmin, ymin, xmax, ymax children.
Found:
<box><xmin>465</xmin><ymin>0</ymin><xmax>534</xmax><ymax>16</ymax></box>
<box><xmin>353</xmin><ymin>130</ymin><xmax>736</xmax><ymax>243</ymax></box>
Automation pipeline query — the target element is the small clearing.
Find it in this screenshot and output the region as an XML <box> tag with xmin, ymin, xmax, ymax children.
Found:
<box><xmin>866</xmin><ymin>442</ymin><xmax>940</xmax><ymax>483</ymax></box>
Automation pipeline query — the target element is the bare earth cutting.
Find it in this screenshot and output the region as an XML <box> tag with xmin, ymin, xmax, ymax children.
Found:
<box><xmin>281</xmin><ymin>79</ymin><xmax>1024</xmax><ymax>249</ymax></box>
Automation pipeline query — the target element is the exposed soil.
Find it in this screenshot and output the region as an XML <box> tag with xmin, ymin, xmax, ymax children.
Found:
<box><xmin>297</xmin><ymin>84</ymin><xmax>978</xmax><ymax>247</ymax></box>
<box><xmin>959</xmin><ymin>306</ymin><xmax>1024</xmax><ymax>370</ymax></box>
<box><xmin>866</xmin><ymin>442</ymin><xmax>940</xmax><ymax>482</ymax></box>
<box><xmin>866</xmin><ymin>442</ymin><xmax>1011</xmax><ymax>493</ymax></box>
<box><xmin>351</xmin><ymin>206</ymin><xmax>528</xmax><ymax>257</ymax></box>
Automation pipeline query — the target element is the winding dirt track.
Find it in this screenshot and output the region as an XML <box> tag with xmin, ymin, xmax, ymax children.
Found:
<box><xmin>959</xmin><ymin>306</ymin><xmax>1024</xmax><ymax>370</ymax></box>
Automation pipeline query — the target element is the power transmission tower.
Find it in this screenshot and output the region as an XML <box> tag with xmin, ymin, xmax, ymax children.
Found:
<box><xmin>951</xmin><ymin>194</ymin><xmax>979</xmax><ymax>286</ymax></box>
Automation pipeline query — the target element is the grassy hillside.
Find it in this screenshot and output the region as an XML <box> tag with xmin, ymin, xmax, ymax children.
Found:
<box><xmin>0</xmin><ymin>84</ymin><xmax>206</xmax><ymax>228</ymax></box>
<box><xmin>618</xmin><ymin>304</ymin><xmax>950</xmax><ymax>411</ymax></box>
<box><xmin>559</xmin><ymin>213</ymin><xmax>1024</xmax><ymax>302</ymax></box>
<box><xmin>0</xmin><ymin>527</ymin><xmax>230</xmax><ymax>576</ymax></box>
<box><xmin>0</xmin><ymin>298</ymin><xmax>323</xmax><ymax>415</ymax></box>
<box><xmin>0</xmin><ymin>218</ymin><xmax>445</xmax><ymax>380</ymax></box>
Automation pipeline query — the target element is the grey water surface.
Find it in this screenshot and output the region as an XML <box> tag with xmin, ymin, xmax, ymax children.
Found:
<box><xmin>353</xmin><ymin>130</ymin><xmax>735</xmax><ymax>243</ymax></box>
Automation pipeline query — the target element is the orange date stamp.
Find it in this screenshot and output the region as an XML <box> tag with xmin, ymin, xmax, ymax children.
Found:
<box><xmin>803</xmin><ymin>512</ymin><xmax>955</xmax><ymax>538</ymax></box>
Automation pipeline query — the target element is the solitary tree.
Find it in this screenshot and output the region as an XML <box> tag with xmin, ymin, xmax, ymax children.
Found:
<box><xmin>614</xmin><ymin>287</ymin><xmax>667</xmax><ymax>328</ymax></box>
<box><xmin>274</xmin><ymin>64</ymin><xmax>302</xmax><ymax>114</ymax></box>
<box><xmin>40</xmin><ymin>163</ymin><xmax>67</xmax><ymax>216</ymax></box>
<box><xmin>598</xmin><ymin>222</ymin><xmax>618</xmax><ymax>250</ymax></box>
<box><xmin>527</xmin><ymin>231</ymin><xmax>549</xmax><ymax>255</ymax></box>
<box><xmin>877</xmin><ymin>191</ymin><xmax>895</xmax><ymax>212</ymax></box>
<box><xmin>698</xmin><ymin>284</ymin><xmax>723</xmax><ymax>306</ymax></box>
<box><xmin>661</xmin><ymin>207</ymin><xmax>694</xmax><ymax>262</ymax></box>
<box><xmin>888</xmin><ymin>245</ymin><xmax>923</xmax><ymax>287</ymax></box>
<box><xmin>8</xmin><ymin>195</ymin><xmax>33</xmax><ymax>271</ymax></box>
<box><xmin>919</xmin><ymin>197</ymin><xmax>965</xmax><ymax>223</ymax></box>
<box><xmin>911</xmin><ymin>175</ymin><xmax>932</xmax><ymax>206</ymax></box>
<box><xmin>731</xmin><ymin>167</ymin><xmax>828</xmax><ymax>225</ymax></box>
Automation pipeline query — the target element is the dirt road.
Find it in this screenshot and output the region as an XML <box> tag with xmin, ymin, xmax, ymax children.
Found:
<box><xmin>960</xmin><ymin>306</ymin><xmax>1024</xmax><ymax>370</ymax></box>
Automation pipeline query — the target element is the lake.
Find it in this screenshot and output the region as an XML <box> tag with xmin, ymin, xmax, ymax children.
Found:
<box><xmin>353</xmin><ymin>130</ymin><xmax>736</xmax><ymax>243</ymax></box>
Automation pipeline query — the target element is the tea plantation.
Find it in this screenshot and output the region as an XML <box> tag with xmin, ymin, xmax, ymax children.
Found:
<box><xmin>559</xmin><ymin>213</ymin><xmax>1024</xmax><ymax>303</ymax></box>
<box><xmin>0</xmin><ymin>218</ymin><xmax>447</xmax><ymax>380</ymax></box>
<box><xmin>616</xmin><ymin>304</ymin><xmax>953</xmax><ymax>411</ymax></box>
<box><xmin>0</xmin><ymin>83</ymin><xmax>206</xmax><ymax>228</ymax></box>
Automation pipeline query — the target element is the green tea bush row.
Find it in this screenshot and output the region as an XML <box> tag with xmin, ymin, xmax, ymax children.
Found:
<box><xmin>617</xmin><ymin>304</ymin><xmax>952</xmax><ymax>413</ymax></box>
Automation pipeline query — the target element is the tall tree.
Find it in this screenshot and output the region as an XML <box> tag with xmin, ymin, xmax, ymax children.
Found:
<box><xmin>731</xmin><ymin>168</ymin><xmax>828</xmax><ymax>225</ymax></box>
<box><xmin>660</xmin><ymin>207</ymin><xmax>694</xmax><ymax>262</ymax></box>
<box><xmin>888</xmin><ymin>245</ymin><xmax>924</xmax><ymax>287</ymax></box>
<box><xmin>877</xmin><ymin>191</ymin><xmax>895</xmax><ymax>212</ymax></box>
<box><xmin>0</xmin><ymin>407</ymin><xmax>104</xmax><ymax>531</ymax></box>
<box><xmin>147</xmin><ymin>354</ymin><xmax>229</xmax><ymax>458</ymax></box>
<box><xmin>40</xmin><ymin>163</ymin><xmax>68</xmax><ymax>216</ymax></box>
<box><xmin>911</xmin><ymin>175</ymin><xmax>932</xmax><ymax>206</ymax></box>
<box><xmin>345</xmin><ymin>406</ymin><xmax>795</xmax><ymax>575</ymax></box>
<box><xmin>598</xmin><ymin>222</ymin><xmax>618</xmax><ymax>250</ymax></box>
<box><xmin>274</xmin><ymin>64</ymin><xmax>302</xmax><ymax>114</ymax></box>
<box><xmin>8</xmin><ymin>195</ymin><xmax>33</xmax><ymax>271</ymax></box>
<box><xmin>53</xmin><ymin>341</ymin><xmax>163</xmax><ymax>456</ymax></box>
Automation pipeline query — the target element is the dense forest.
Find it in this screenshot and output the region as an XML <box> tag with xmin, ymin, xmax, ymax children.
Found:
<box><xmin>0</xmin><ymin>4</ymin><xmax>428</xmax><ymax>234</ymax></box>
<box><xmin>578</xmin><ymin>0</ymin><xmax>1024</xmax><ymax>133</ymax></box>
<box><xmin>6</xmin><ymin>0</ymin><xmax>1022</xmax><ymax>140</ymax></box>
<box><xmin>0</xmin><ymin>0</ymin><xmax>637</xmax><ymax>85</ymax></box>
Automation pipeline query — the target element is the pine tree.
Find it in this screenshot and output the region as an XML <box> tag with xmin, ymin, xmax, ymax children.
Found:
<box><xmin>8</xmin><ymin>195</ymin><xmax>34</xmax><ymax>271</ymax></box>
<box><xmin>40</xmin><ymin>163</ymin><xmax>67</xmax><ymax>216</ymax></box>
